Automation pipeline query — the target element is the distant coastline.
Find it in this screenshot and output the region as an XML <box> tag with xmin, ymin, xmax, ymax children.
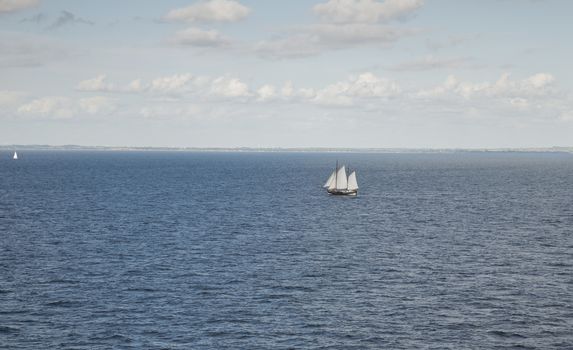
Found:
<box><xmin>1</xmin><ymin>145</ymin><xmax>572</xmax><ymax>153</ymax></box>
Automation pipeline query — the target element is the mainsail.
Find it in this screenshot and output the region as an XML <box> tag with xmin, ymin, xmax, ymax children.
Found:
<box><xmin>13</xmin><ymin>152</ymin><xmax>18</xmax><ymax>160</ymax></box>
<box><xmin>347</xmin><ymin>171</ymin><xmax>358</xmax><ymax>191</ymax></box>
<box><xmin>328</xmin><ymin>175</ymin><xmax>337</xmax><ymax>190</ymax></box>
<box><xmin>335</xmin><ymin>165</ymin><xmax>348</xmax><ymax>190</ymax></box>
<box><xmin>324</xmin><ymin>171</ymin><xmax>336</xmax><ymax>188</ymax></box>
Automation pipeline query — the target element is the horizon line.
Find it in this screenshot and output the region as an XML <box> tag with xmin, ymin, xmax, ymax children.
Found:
<box><xmin>1</xmin><ymin>145</ymin><xmax>573</xmax><ymax>153</ymax></box>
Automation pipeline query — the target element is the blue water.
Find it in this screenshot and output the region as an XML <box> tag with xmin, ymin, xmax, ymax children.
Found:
<box><xmin>1</xmin><ymin>151</ymin><xmax>572</xmax><ymax>349</ymax></box>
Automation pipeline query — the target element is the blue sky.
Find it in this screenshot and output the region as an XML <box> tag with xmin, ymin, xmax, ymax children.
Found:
<box><xmin>1</xmin><ymin>0</ymin><xmax>572</xmax><ymax>148</ymax></box>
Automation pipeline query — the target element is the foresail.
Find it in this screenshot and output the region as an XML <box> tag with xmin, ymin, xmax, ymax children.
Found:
<box><xmin>335</xmin><ymin>165</ymin><xmax>348</xmax><ymax>190</ymax></box>
<box><xmin>324</xmin><ymin>171</ymin><xmax>336</xmax><ymax>188</ymax></box>
<box><xmin>347</xmin><ymin>171</ymin><xmax>358</xmax><ymax>190</ymax></box>
<box><xmin>328</xmin><ymin>173</ymin><xmax>337</xmax><ymax>190</ymax></box>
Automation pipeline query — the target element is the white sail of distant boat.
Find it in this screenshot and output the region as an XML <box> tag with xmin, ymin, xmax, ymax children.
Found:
<box><xmin>335</xmin><ymin>165</ymin><xmax>348</xmax><ymax>190</ymax></box>
<box><xmin>324</xmin><ymin>171</ymin><xmax>336</xmax><ymax>188</ymax></box>
<box><xmin>324</xmin><ymin>162</ymin><xmax>358</xmax><ymax>196</ymax></box>
<box><xmin>13</xmin><ymin>151</ymin><xmax>18</xmax><ymax>160</ymax></box>
<box><xmin>348</xmin><ymin>171</ymin><xmax>359</xmax><ymax>191</ymax></box>
<box><xmin>327</xmin><ymin>174</ymin><xmax>337</xmax><ymax>190</ymax></box>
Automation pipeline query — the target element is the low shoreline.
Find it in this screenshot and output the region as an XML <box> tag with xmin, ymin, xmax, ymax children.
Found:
<box><xmin>1</xmin><ymin>145</ymin><xmax>573</xmax><ymax>153</ymax></box>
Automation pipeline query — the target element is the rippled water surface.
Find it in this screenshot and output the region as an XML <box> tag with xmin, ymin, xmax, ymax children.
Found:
<box><xmin>1</xmin><ymin>151</ymin><xmax>572</xmax><ymax>349</ymax></box>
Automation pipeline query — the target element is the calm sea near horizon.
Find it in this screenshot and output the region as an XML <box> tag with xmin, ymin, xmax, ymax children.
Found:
<box><xmin>1</xmin><ymin>151</ymin><xmax>572</xmax><ymax>349</ymax></box>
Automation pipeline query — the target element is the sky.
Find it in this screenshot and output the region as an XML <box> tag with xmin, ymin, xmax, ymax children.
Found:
<box><xmin>1</xmin><ymin>0</ymin><xmax>572</xmax><ymax>148</ymax></box>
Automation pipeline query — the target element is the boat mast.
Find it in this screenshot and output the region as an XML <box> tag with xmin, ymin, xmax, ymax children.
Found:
<box><xmin>335</xmin><ymin>160</ymin><xmax>338</xmax><ymax>189</ymax></box>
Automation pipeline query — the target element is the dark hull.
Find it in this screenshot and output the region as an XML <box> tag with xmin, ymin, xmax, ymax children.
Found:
<box><xmin>327</xmin><ymin>189</ymin><xmax>358</xmax><ymax>196</ymax></box>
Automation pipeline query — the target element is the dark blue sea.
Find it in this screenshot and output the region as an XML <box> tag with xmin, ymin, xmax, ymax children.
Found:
<box><xmin>1</xmin><ymin>151</ymin><xmax>572</xmax><ymax>349</ymax></box>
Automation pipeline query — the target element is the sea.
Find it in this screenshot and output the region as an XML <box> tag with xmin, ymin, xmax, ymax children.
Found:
<box><xmin>1</xmin><ymin>151</ymin><xmax>572</xmax><ymax>349</ymax></box>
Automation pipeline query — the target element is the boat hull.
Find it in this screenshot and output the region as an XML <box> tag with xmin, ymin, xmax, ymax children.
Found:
<box><xmin>327</xmin><ymin>189</ymin><xmax>358</xmax><ymax>196</ymax></box>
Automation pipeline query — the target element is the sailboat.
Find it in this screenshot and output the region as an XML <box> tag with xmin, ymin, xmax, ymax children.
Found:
<box><xmin>323</xmin><ymin>161</ymin><xmax>359</xmax><ymax>196</ymax></box>
<box><xmin>13</xmin><ymin>151</ymin><xmax>18</xmax><ymax>160</ymax></box>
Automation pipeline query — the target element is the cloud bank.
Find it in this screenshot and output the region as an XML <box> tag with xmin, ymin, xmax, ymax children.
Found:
<box><xmin>170</xmin><ymin>27</ymin><xmax>231</xmax><ymax>47</ymax></box>
<box><xmin>255</xmin><ymin>0</ymin><xmax>424</xmax><ymax>59</ymax></box>
<box><xmin>17</xmin><ymin>96</ymin><xmax>116</xmax><ymax>119</ymax></box>
<box><xmin>164</xmin><ymin>0</ymin><xmax>250</xmax><ymax>23</ymax></box>
<box><xmin>0</xmin><ymin>0</ymin><xmax>38</xmax><ymax>14</ymax></box>
<box><xmin>313</xmin><ymin>0</ymin><xmax>424</xmax><ymax>23</ymax></box>
<box><xmin>70</xmin><ymin>71</ymin><xmax>566</xmax><ymax>118</ymax></box>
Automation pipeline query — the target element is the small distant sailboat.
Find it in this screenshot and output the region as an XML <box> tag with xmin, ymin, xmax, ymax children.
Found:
<box><xmin>13</xmin><ymin>151</ymin><xmax>18</xmax><ymax>160</ymax></box>
<box><xmin>324</xmin><ymin>161</ymin><xmax>359</xmax><ymax>196</ymax></box>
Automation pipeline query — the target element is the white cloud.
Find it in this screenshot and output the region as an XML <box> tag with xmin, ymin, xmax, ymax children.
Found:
<box><xmin>0</xmin><ymin>90</ymin><xmax>27</xmax><ymax>107</ymax></box>
<box><xmin>525</xmin><ymin>73</ymin><xmax>555</xmax><ymax>89</ymax></box>
<box><xmin>313</xmin><ymin>0</ymin><xmax>424</xmax><ymax>24</ymax></box>
<box><xmin>391</xmin><ymin>55</ymin><xmax>471</xmax><ymax>71</ymax></box>
<box><xmin>78</xmin><ymin>76</ymin><xmax>151</xmax><ymax>94</ymax></box>
<box><xmin>415</xmin><ymin>75</ymin><xmax>458</xmax><ymax>98</ymax></box>
<box><xmin>345</xmin><ymin>72</ymin><xmax>401</xmax><ymax>97</ymax></box>
<box><xmin>17</xmin><ymin>96</ymin><xmax>74</xmax><ymax>119</ymax></box>
<box><xmin>0</xmin><ymin>0</ymin><xmax>38</xmax><ymax>14</ymax></box>
<box><xmin>281</xmin><ymin>81</ymin><xmax>295</xmax><ymax>98</ymax></box>
<box><xmin>150</xmin><ymin>74</ymin><xmax>194</xmax><ymax>94</ymax></box>
<box><xmin>140</xmin><ymin>104</ymin><xmax>202</xmax><ymax>120</ymax></box>
<box><xmin>126</xmin><ymin>79</ymin><xmax>147</xmax><ymax>93</ymax></box>
<box><xmin>72</xmin><ymin>72</ymin><xmax>401</xmax><ymax>107</ymax></box>
<box><xmin>486</xmin><ymin>73</ymin><xmax>555</xmax><ymax>98</ymax></box>
<box><xmin>253</xmin><ymin>0</ymin><xmax>423</xmax><ymax>59</ymax></box>
<box><xmin>313</xmin><ymin>85</ymin><xmax>353</xmax><ymax>106</ymax></box>
<box><xmin>298</xmin><ymin>88</ymin><xmax>316</xmax><ymax>99</ymax></box>
<box><xmin>255</xmin><ymin>34</ymin><xmax>322</xmax><ymax>59</ymax></box>
<box><xmin>219</xmin><ymin>72</ymin><xmax>402</xmax><ymax>106</ymax></box>
<box><xmin>256</xmin><ymin>24</ymin><xmax>414</xmax><ymax>59</ymax></box>
<box><xmin>164</xmin><ymin>0</ymin><xmax>250</xmax><ymax>23</ymax></box>
<box><xmin>77</xmin><ymin>75</ymin><xmax>115</xmax><ymax>92</ymax></box>
<box><xmin>312</xmin><ymin>72</ymin><xmax>400</xmax><ymax>106</ymax></box>
<box><xmin>508</xmin><ymin>97</ymin><xmax>529</xmax><ymax>111</ymax></box>
<box><xmin>427</xmin><ymin>35</ymin><xmax>476</xmax><ymax>51</ymax></box>
<box><xmin>75</xmin><ymin>73</ymin><xmax>254</xmax><ymax>99</ymax></box>
<box><xmin>409</xmin><ymin>73</ymin><xmax>572</xmax><ymax>124</ymax></box>
<box><xmin>67</xmin><ymin>71</ymin><xmax>570</xmax><ymax>125</ymax></box>
<box><xmin>417</xmin><ymin>73</ymin><xmax>556</xmax><ymax>99</ymax></box>
<box><xmin>16</xmin><ymin>95</ymin><xmax>116</xmax><ymax>119</ymax></box>
<box><xmin>170</xmin><ymin>27</ymin><xmax>230</xmax><ymax>47</ymax></box>
<box><xmin>210</xmin><ymin>77</ymin><xmax>249</xmax><ymax>97</ymax></box>
<box><xmin>276</xmin><ymin>81</ymin><xmax>316</xmax><ymax>101</ymax></box>
<box><xmin>78</xmin><ymin>96</ymin><xmax>116</xmax><ymax>115</ymax></box>
<box><xmin>311</xmin><ymin>23</ymin><xmax>410</xmax><ymax>46</ymax></box>
<box><xmin>256</xmin><ymin>84</ymin><xmax>276</xmax><ymax>101</ymax></box>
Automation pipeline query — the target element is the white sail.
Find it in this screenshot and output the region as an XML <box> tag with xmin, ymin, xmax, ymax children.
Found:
<box><xmin>324</xmin><ymin>171</ymin><xmax>336</xmax><ymax>188</ymax></box>
<box><xmin>335</xmin><ymin>165</ymin><xmax>348</xmax><ymax>190</ymax></box>
<box><xmin>13</xmin><ymin>152</ymin><xmax>18</xmax><ymax>160</ymax></box>
<box><xmin>328</xmin><ymin>172</ymin><xmax>337</xmax><ymax>190</ymax></box>
<box><xmin>347</xmin><ymin>171</ymin><xmax>358</xmax><ymax>191</ymax></box>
